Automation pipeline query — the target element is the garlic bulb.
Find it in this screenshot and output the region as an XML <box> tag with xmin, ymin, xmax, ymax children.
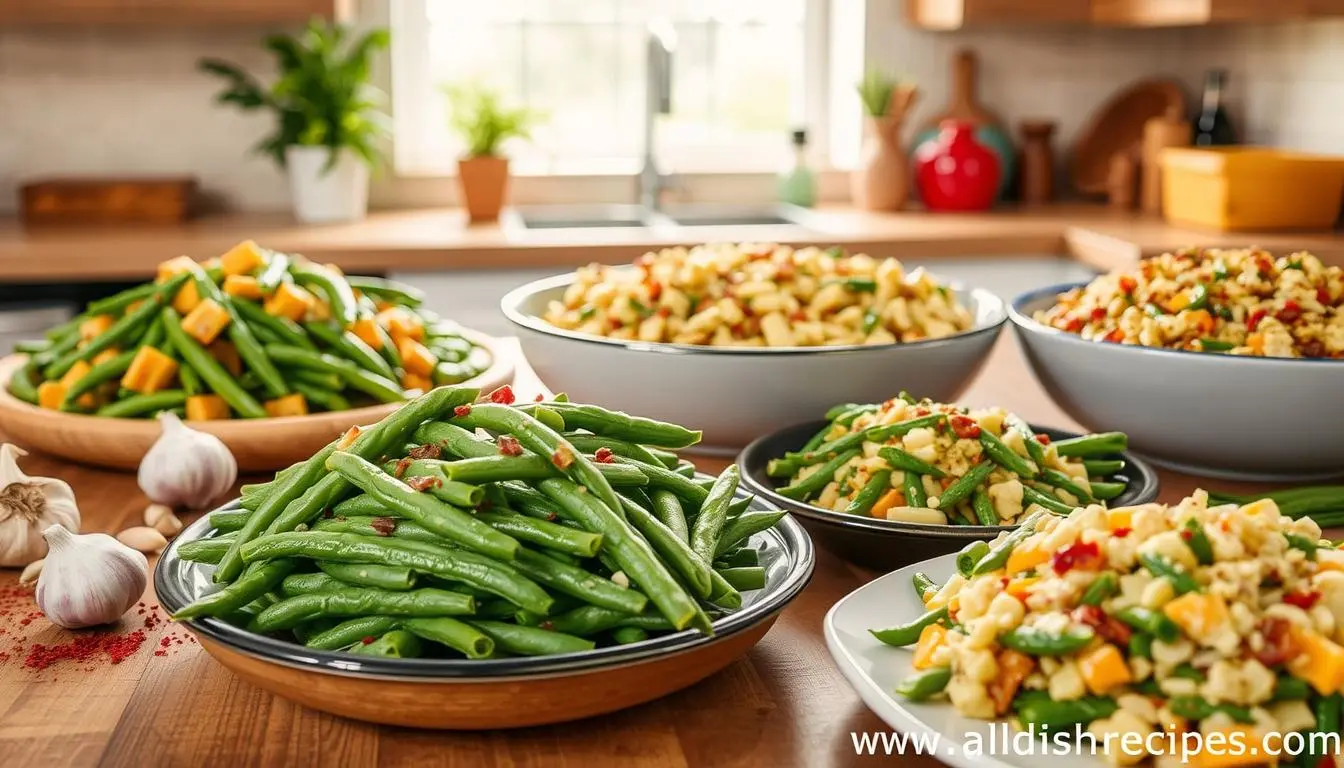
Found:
<box><xmin>137</xmin><ymin>412</ymin><xmax>237</xmax><ymax>509</ymax></box>
<box><xmin>37</xmin><ymin>525</ymin><xmax>147</xmax><ymax>629</ymax></box>
<box><xmin>0</xmin><ymin>444</ymin><xmax>81</xmax><ymax>567</ymax></box>
<box><xmin>143</xmin><ymin>503</ymin><xmax>182</xmax><ymax>537</ymax></box>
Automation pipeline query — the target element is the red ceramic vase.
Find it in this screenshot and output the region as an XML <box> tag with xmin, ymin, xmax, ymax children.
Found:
<box><xmin>914</xmin><ymin>120</ymin><xmax>1002</xmax><ymax>212</ymax></box>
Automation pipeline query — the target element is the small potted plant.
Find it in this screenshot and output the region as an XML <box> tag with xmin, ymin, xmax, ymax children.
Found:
<box><xmin>852</xmin><ymin>69</ymin><xmax>918</xmax><ymax>212</ymax></box>
<box><xmin>199</xmin><ymin>20</ymin><xmax>389</xmax><ymax>224</ymax></box>
<box><xmin>442</xmin><ymin>82</ymin><xmax>542</xmax><ymax>222</ymax></box>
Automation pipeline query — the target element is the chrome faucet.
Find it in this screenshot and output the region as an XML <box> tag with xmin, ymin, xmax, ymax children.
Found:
<box><xmin>639</xmin><ymin>21</ymin><xmax>676</xmax><ymax>212</ymax></box>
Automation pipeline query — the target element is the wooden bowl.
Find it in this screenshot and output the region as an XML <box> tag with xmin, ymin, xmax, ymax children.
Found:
<box><xmin>154</xmin><ymin>498</ymin><xmax>815</xmax><ymax>729</ymax></box>
<box><xmin>0</xmin><ymin>329</ymin><xmax>513</xmax><ymax>472</ymax></box>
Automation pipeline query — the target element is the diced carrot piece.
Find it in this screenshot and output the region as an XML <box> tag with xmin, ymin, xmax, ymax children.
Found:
<box><xmin>1164</xmin><ymin>592</ymin><xmax>1231</xmax><ymax>642</ymax></box>
<box><xmin>37</xmin><ymin>381</ymin><xmax>65</xmax><ymax>410</ymax></box>
<box><xmin>912</xmin><ymin>624</ymin><xmax>948</xmax><ymax>671</ymax></box>
<box><xmin>870</xmin><ymin>489</ymin><xmax>904</xmax><ymax>518</ymax></box>
<box><xmin>263</xmin><ymin>283</ymin><xmax>314</xmax><ymax>323</ymax></box>
<box><xmin>121</xmin><ymin>346</ymin><xmax>179</xmax><ymax>393</ymax></box>
<box><xmin>1078</xmin><ymin>643</ymin><xmax>1132</xmax><ymax>695</ymax></box>
<box><xmin>172</xmin><ymin>279</ymin><xmax>201</xmax><ymax>315</ymax></box>
<box><xmin>1188</xmin><ymin>309</ymin><xmax>1215</xmax><ymax>334</ymax></box>
<box><xmin>181</xmin><ymin>298</ymin><xmax>232</xmax><ymax>345</ymax></box>
<box><xmin>1006</xmin><ymin>547</ymin><xmax>1050</xmax><ymax>575</ymax></box>
<box><xmin>220</xmin><ymin>240</ymin><xmax>267</xmax><ymax>276</ymax></box>
<box><xmin>1247</xmin><ymin>333</ymin><xmax>1265</xmax><ymax>354</ymax></box>
<box><xmin>398</xmin><ymin>338</ymin><xmax>437</xmax><ymax>377</ymax></box>
<box><xmin>185</xmin><ymin>394</ymin><xmax>231</xmax><ymax>421</ymax></box>
<box><xmin>350</xmin><ymin>316</ymin><xmax>382</xmax><ymax>349</ymax></box>
<box><xmin>1006</xmin><ymin>577</ymin><xmax>1040</xmax><ymax>601</ymax></box>
<box><xmin>79</xmin><ymin>315</ymin><xmax>114</xmax><ymax>341</ymax></box>
<box><xmin>263</xmin><ymin>393</ymin><xmax>309</xmax><ymax>418</ymax></box>
<box><xmin>156</xmin><ymin>255</ymin><xmax>198</xmax><ymax>283</ymax></box>
<box><xmin>987</xmin><ymin>649</ymin><xmax>1035</xmax><ymax>715</ymax></box>
<box><xmin>378</xmin><ymin>307</ymin><xmax>424</xmax><ymax>342</ymax></box>
<box><xmin>400</xmin><ymin>371</ymin><xmax>432</xmax><ymax>393</ymax></box>
<box><xmin>92</xmin><ymin>347</ymin><xmax>121</xmax><ymax>366</ymax></box>
<box><xmin>222</xmin><ymin>274</ymin><xmax>264</xmax><ymax>300</ymax></box>
<box><xmin>208</xmin><ymin>340</ymin><xmax>243</xmax><ymax>376</ymax></box>
<box><xmin>1288</xmin><ymin>627</ymin><xmax>1344</xmax><ymax>695</ymax></box>
<box><xmin>58</xmin><ymin>360</ymin><xmax>92</xmax><ymax>391</ymax></box>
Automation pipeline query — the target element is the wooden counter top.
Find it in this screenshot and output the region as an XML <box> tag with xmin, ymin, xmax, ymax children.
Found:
<box><xmin>0</xmin><ymin>338</ymin><xmax>1317</xmax><ymax>768</ymax></box>
<box><xmin>3</xmin><ymin>204</ymin><xmax>1343</xmax><ymax>281</ymax></box>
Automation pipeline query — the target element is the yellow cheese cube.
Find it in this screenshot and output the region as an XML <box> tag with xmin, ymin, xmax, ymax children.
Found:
<box><xmin>79</xmin><ymin>315</ymin><xmax>115</xmax><ymax>341</ymax></box>
<box><xmin>185</xmin><ymin>394</ymin><xmax>231</xmax><ymax>421</ymax></box>
<box><xmin>222</xmin><ymin>274</ymin><xmax>263</xmax><ymax>300</ymax></box>
<box><xmin>1288</xmin><ymin>628</ymin><xmax>1344</xmax><ymax>695</ymax></box>
<box><xmin>37</xmin><ymin>381</ymin><xmax>65</xmax><ymax>410</ymax></box>
<box><xmin>264</xmin><ymin>283</ymin><xmax>314</xmax><ymax>323</ymax></box>
<box><xmin>264</xmin><ymin>393</ymin><xmax>309</xmax><ymax>418</ymax></box>
<box><xmin>400</xmin><ymin>371</ymin><xmax>432</xmax><ymax>393</ymax></box>
<box><xmin>156</xmin><ymin>255</ymin><xmax>198</xmax><ymax>283</ymax></box>
<box><xmin>350</xmin><ymin>316</ymin><xmax>383</xmax><ymax>349</ymax></box>
<box><xmin>1078</xmin><ymin>643</ymin><xmax>1132</xmax><ymax>694</ymax></box>
<box><xmin>1163</xmin><ymin>592</ymin><xmax>1231</xmax><ymax>641</ymax></box>
<box><xmin>121</xmin><ymin>346</ymin><xmax>179</xmax><ymax>394</ymax></box>
<box><xmin>378</xmin><ymin>307</ymin><xmax>424</xmax><ymax>342</ymax></box>
<box><xmin>173</xmin><ymin>278</ymin><xmax>202</xmax><ymax>315</ymax></box>
<box><xmin>220</xmin><ymin>240</ymin><xmax>266</xmax><ymax>276</ymax></box>
<box><xmin>398</xmin><ymin>338</ymin><xmax>437</xmax><ymax>378</ymax></box>
<box><xmin>181</xmin><ymin>298</ymin><xmax>232</xmax><ymax>345</ymax></box>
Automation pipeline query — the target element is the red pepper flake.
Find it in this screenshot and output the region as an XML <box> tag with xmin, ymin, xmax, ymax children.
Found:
<box><xmin>1062</xmin><ymin>316</ymin><xmax>1086</xmax><ymax>332</ymax></box>
<box><xmin>948</xmin><ymin>414</ymin><xmax>981</xmax><ymax>440</ymax></box>
<box><xmin>1103</xmin><ymin>329</ymin><xmax>1125</xmax><ymax>343</ymax></box>
<box><xmin>24</xmin><ymin>630</ymin><xmax>147</xmax><ymax>670</ymax></box>
<box><xmin>497</xmin><ymin>435</ymin><xmax>524</xmax><ymax>457</ymax></box>
<box><xmin>1071</xmin><ymin>605</ymin><xmax>1133</xmax><ymax>645</ymax></box>
<box><xmin>1247</xmin><ymin>308</ymin><xmax>1267</xmax><ymax>332</ymax></box>
<box><xmin>552</xmin><ymin>445</ymin><xmax>575</xmax><ymax>470</ymax></box>
<box><xmin>1034</xmin><ymin>433</ymin><xmax>1051</xmax><ymax>445</ymax></box>
<box><xmin>489</xmin><ymin>385</ymin><xmax>516</xmax><ymax>405</ymax></box>
<box><xmin>644</xmin><ymin>280</ymin><xmax>663</xmax><ymax>302</ymax></box>
<box><xmin>1051</xmin><ymin>541</ymin><xmax>1105</xmax><ymax>575</ymax></box>
<box><xmin>788</xmin><ymin>310</ymin><xmax>807</xmax><ymax>322</ymax></box>
<box><xmin>539</xmin><ymin>621</ymin><xmax>555</xmax><ymax>631</ymax></box>
<box><xmin>534</xmin><ymin>393</ymin><xmax>545</xmax><ymax>402</ymax></box>
<box><xmin>407</xmin><ymin>443</ymin><xmax>442</xmax><ymax>460</ymax></box>
<box><xmin>1112</xmin><ymin>527</ymin><xmax>1132</xmax><ymax>538</ymax></box>
<box><xmin>393</xmin><ymin>457</ymin><xmax>412</xmax><ymax>479</ymax></box>
<box><xmin>1090</xmin><ymin>307</ymin><xmax>1107</xmax><ymax>321</ymax></box>
<box><xmin>1276</xmin><ymin>300</ymin><xmax>1302</xmax><ymax>324</ymax></box>
<box><xmin>1180</xmin><ymin>529</ymin><xmax>1193</xmax><ymax>542</ymax></box>
<box><xmin>361</xmin><ymin>636</ymin><xmax>376</xmax><ymax>645</ymax></box>
<box><xmin>593</xmin><ymin>446</ymin><xmax>615</xmax><ymax>464</ymax></box>
<box><xmin>405</xmin><ymin>476</ymin><xmax>441</xmax><ymax>493</ymax></box>
<box><xmin>370</xmin><ymin>517</ymin><xmax>398</xmax><ymax>536</ymax></box>
<box><xmin>1283</xmin><ymin>590</ymin><xmax>1321</xmax><ymax>610</ymax></box>
<box><xmin>1118</xmin><ymin>275</ymin><xmax>1138</xmax><ymax>294</ymax></box>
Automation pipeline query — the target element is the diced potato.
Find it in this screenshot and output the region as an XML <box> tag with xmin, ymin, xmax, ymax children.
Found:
<box><xmin>350</xmin><ymin>316</ymin><xmax>383</xmax><ymax>349</ymax></box>
<box><xmin>222</xmin><ymin>274</ymin><xmax>264</xmax><ymax>300</ymax></box>
<box><xmin>263</xmin><ymin>283</ymin><xmax>314</xmax><ymax>323</ymax></box>
<box><xmin>181</xmin><ymin>298</ymin><xmax>232</xmax><ymax>345</ymax></box>
<box><xmin>156</xmin><ymin>255</ymin><xmax>198</xmax><ymax>283</ymax></box>
<box><xmin>400</xmin><ymin>371</ymin><xmax>432</xmax><ymax>393</ymax></box>
<box><xmin>79</xmin><ymin>315</ymin><xmax>114</xmax><ymax>341</ymax></box>
<box><xmin>185</xmin><ymin>394</ymin><xmax>231</xmax><ymax>421</ymax></box>
<box><xmin>58</xmin><ymin>359</ymin><xmax>92</xmax><ymax>390</ymax></box>
<box><xmin>121</xmin><ymin>346</ymin><xmax>179</xmax><ymax>394</ymax></box>
<box><xmin>220</xmin><ymin>240</ymin><xmax>267</xmax><ymax>276</ymax></box>
<box><xmin>398</xmin><ymin>338</ymin><xmax>437</xmax><ymax>377</ymax></box>
<box><xmin>378</xmin><ymin>307</ymin><xmax>424</xmax><ymax>341</ymax></box>
<box><xmin>37</xmin><ymin>381</ymin><xmax>65</xmax><ymax>410</ymax></box>
<box><xmin>263</xmin><ymin>393</ymin><xmax>309</xmax><ymax>418</ymax></box>
<box><xmin>173</xmin><ymin>279</ymin><xmax>201</xmax><ymax>315</ymax></box>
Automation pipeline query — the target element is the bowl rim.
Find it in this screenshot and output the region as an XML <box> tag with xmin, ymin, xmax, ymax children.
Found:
<box><xmin>500</xmin><ymin>270</ymin><xmax>1008</xmax><ymax>358</ymax></box>
<box><xmin>154</xmin><ymin>491</ymin><xmax>815</xmax><ymax>681</ymax></box>
<box><xmin>1011</xmin><ymin>282</ymin><xmax>1344</xmax><ymax>366</ymax></box>
<box><xmin>737</xmin><ymin>419</ymin><xmax>1160</xmax><ymax>540</ymax></box>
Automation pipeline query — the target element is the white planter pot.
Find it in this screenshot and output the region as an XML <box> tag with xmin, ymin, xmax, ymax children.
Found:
<box><xmin>285</xmin><ymin>146</ymin><xmax>369</xmax><ymax>224</ymax></box>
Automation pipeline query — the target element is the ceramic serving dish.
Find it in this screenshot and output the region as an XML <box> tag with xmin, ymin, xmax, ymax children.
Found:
<box><xmin>155</xmin><ymin>493</ymin><xmax>814</xmax><ymax>729</ymax></box>
<box><xmin>0</xmin><ymin>329</ymin><xmax>513</xmax><ymax>472</ymax></box>
<box><xmin>1011</xmin><ymin>284</ymin><xmax>1344</xmax><ymax>481</ymax></box>
<box><xmin>738</xmin><ymin>420</ymin><xmax>1158</xmax><ymax>570</ymax></box>
<box><xmin>502</xmin><ymin>272</ymin><xmax>1007</xmax><ymax>455</ymax></box>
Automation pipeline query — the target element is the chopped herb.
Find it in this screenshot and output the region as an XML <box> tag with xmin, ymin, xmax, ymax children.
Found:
<box><xmin>687</xmin><ymin>294</ymin><xmax>702</xmax><ymax>314</ymax></box>
<box><xmin>1286</xmin><ymin>260</ymin><xmax>1304</xmax><ymax>271</ymax></box>
<box><xmin>578</xmin><ymin>306</ymin><xmax>597</xmax><ymax>321</ymax></box>
<box><xmin>1214</xmin><ymin>305</ymin><xmax>1234</xmax><ymax>321</ymax></box>
<box><xmin>862</xmin><ymin>309</ymin><xmax>881</xmax><ymax>334</ymax></box>
<box><xmin>1212</xmin><ymin>259</ymin><xmax>1229</xmax><ymax>280</ymax></box>
<box><xmin>936</xmin><ymin>285</ymin><xmax>950</xmax><ymax>299</ymax></box>
<box><xmin>824</xmin><ymin>246</ymin><xmax>847</xmax><ymax>258</ymax></box>
<box><xmin>630</xmin><ymin>299</ymin><xmax>654</xmax><ymax>318</ymax></box>
<box><xmin>842</xmin><ymin>277</ymin><xmax>878</xmax><ymax>292</ymax></box>
<box><xmin>1199</xmin><ymin>338</ymin><xmax>1237</xmax><ymax>352</ymax></box>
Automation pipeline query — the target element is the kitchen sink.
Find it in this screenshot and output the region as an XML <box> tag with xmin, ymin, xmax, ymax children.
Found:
<box><xmin>509</xmin><ymin>205</ymin><xmax>655</xmax><ymax>230</ymax></box>
<box><xmin>506</xmin><ymin>203</ymin><xmax>814</xmax><ymax>233</ymax></box>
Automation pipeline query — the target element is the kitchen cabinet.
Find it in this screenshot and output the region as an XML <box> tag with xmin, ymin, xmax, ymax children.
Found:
<box><xmin>909</xmin><ymin>0</ymin><xmax>1344</xmax><ymax>27</ymax></box>
<box><xmin>0</xmin><ymin>0</ymin><xmax>351</xmax><ymax>25</ymax></box>
<box><xmin>907</xmin><ymin>0</ymin><xmax>1092</xmax><ymax>29</ymax></box>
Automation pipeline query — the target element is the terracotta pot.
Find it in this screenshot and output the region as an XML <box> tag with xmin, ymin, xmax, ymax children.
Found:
<box><xmin>851</xmin><ymin>85</ymin><xmax>918</xmax><ymax>211</ymax></box>
<box><xmin>457</xmin><ymin>155</ymin><xmax>510</xmax><ymax>222</ymax></box>
<box><xmin>913</xmin><ymin>120</ymin><xmax>1001</xmax><ymax>212</ymax></box>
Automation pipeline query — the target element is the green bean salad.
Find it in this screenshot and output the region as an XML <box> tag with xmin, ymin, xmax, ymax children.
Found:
<box><xmin>768</xmin><ymin>395</ymin><xmax>1132</xmax><ymax>525</ymax></box>
<box><xmin>174</xmin><ymin>385</ymin><xmax>785</xmax><ymax>659</ymax></box>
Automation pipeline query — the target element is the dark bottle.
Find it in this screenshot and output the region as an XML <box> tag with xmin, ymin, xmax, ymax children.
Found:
<box><xmin>1193</xmin><ymin>69</ymin><xmax>1237</xmax><ymax>146</ymax></box>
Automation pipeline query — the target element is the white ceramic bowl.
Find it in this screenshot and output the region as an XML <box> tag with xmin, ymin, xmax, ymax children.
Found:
<box><xmin>1011</xmin><ymin>283</ymin><xmax>1344</xmax><ymax>481</ymax></box>
<box><xmin>502</xmin><ymin>273</ymin><xmax>1007</xmax><ymax>453</ymax></box>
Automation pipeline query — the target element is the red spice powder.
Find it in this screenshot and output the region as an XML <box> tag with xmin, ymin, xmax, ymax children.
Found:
<box><xmin>0</xmin><ymin>588</ymin><xmax>191</xmax><ymax>672</ymax></box>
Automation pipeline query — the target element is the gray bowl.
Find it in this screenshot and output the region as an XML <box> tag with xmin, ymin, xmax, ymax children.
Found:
<box><xmin>501</xmin><ymin>272</ymin><xmax>1007</xmax><ymax>453</ymax></box>
<box><xmin>1011</xmin><ymin>283</ymin><xmax>1344</xmax><ymax>481</ymax></box>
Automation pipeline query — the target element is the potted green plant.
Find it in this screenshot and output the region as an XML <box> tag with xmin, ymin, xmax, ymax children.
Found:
<box><xmin>442</xmin><ymin>82</ymin><xmax>542</xmax><ymax>222</ymax></box>
<box><xmin>199</xmin><ymin>20</ymin><xmax>390</xmax><ymax>224</ymax></box>
<box><xmin>852</xmin><ymin>68</ymin><xmax>918</xmax><ymax>212</ymax></box>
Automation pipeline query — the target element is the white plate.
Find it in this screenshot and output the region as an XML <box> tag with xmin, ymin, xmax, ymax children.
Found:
<box><xmin>823</xmin><ymin>553</ymin><xmax>1103</xmax><ymax>768</ymax></box>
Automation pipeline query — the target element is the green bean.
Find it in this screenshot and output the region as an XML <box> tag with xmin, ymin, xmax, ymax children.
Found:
<box><xmin>562</xmin><ymin>433</ymin><xmax>665</xmax><ymax>467</ymax></box>
<box><xmin>383</xmin><ymin>460</ymin><xmax>488</xmax><ymax>507</ymax></box>
<box><xmin>1021</xmin><ymin>485</ymin><xmax>1077</xmax><ymax>515</ymax></box>
<box><xmin>612</xmin><ymin>457</ymin><xmax>707</xmax><ymax>505</ymax></box>
<box><xmin>714</xmin><ymin>510</ymin><xmax>786</xmax><ymax>556</ymax></box>
<box><xmin>539</xmin><ymin>478</ymin><xmax>704</xmax><ymax>633</ymax></box>
<box><xmin>689</xmin><ymin>465</ymin><xmax>740</xmax><ymax>564</ymax></box>
<box><xmin>250</xmin><ymin>586</ymin><xmax>475</xmax><ymax>632</ymax></box>
<box><xmin>1128</xmin><ymin>633</ymin><xmax>1153</xmax><ymax>659</ymax></box>
<box><xmin>305</xmin><ymin>321</ymin><xmax>396</xmax><ymax>381</ymax></box>
<box><xmin>96</xmin><ymin>390</ymin><xmax>188</xmax><ymax>417</ymax></box>
<box><xmin>413</xmin><ymin>421</ymin><xmax>497</xmax><ymax>459</ymax></box>
<box><xmin>88</xmin><ymin>283</ymin><xmax>157</xmax><ymax>315</ymax></box>
<box><xmin>1052</xmin><ymin>432</ymin><xmax>1128</xmax><ymax>458</ymax></box>
<box><xmin>912</xmin><ymin>572</ymin><xmax>939</xmax><ymax>602</ymax></box>
<box><xmin>936</xmin><ymin>460</ymin><xmax>994</xmax><ymax>511</ymax></box>
<box><xmin>903</xmin><ymin>471</ymin><xmax>927</xmax><ymax>508</ymax></box>
<box><xmin>645</xmin><ymin>446</ymin><xmax>681</xmax><ymax>469</ymax></box>
<box><xmin>1139</xmin><ymin>553</ymin><xmax>1200</xmax><ymax>594</ymax></box>
<box><xmin>777</xmin><ymin>449</ymin><xmax>859</xmax><ymax>502</ymax></box>
<box><xmin>292</xmin><ymin>263</ymin><xmax>358</xmax><ymax>326</ymax></box>
<box><xmin>12</xmin><ymin>339</ymin><xmax>49</xmax><ymax>355</ymax></box>
<box><xmin>287</xmin><ymin>368</ymin><xmax>343</xmax><ymax>391</ymax></box>
<box><xmin>1270</xmin><ymin>675</ymin><xmax>1311</xmax><ymax>701</ymax></box>
<box><xmin>475</xmin><ymin>511</ymin><xmax>603</xmax><ymax>558</ymax></box>
<box><xmin>793</xmin><ymin>415</ymin><xmax>944</xmax><ymax>465</ymax></box>
<box><xmin>1285</xmin><ymin>533</ymin><xmax>1319</xmax><ymax>557</ymax></box>
<box><xmin>465</xmin><ymin>619</ymin><xmax>595</xmax><ymax>655</ymax></box>
<box><xmin>281</xmin><ymin>572</ymin><xmax>345</xmax><ymax>596</ymax></box>
<box><xmin>956</xmin><ymin>540</ymin><xmax>991</xmax><ymax>577</ymax></box>
<box><xmin>372</xmin><ymin>323</ymin><xmax>403</xmax><ymax>371</ymax></box>
<box><xmin>706</xmin><ymin>568</ymin><xmax>743</xmax><ymax>610</ymax></box>
<box><xmin>716</xmin><ymin>548</ymin><xmax>759</xmax><ymax>568</ymax></box>
<box><xmin>1083</xmin><ymin>459</ymin><xmax>1126</xmax><ymax>476</ymax></box>
<box><xmin>766</xmin><ymin>457</ymin><xmax>800</xmax><ymax>478</ymax></box>
<box><xmin>44</xmin><ymin>273</ymin><xmax>187</xmax><ymax>379</ymax></box>
<box><xmin>826</xmin><ymin>403</ymin><xmax>877</xmax><ymax>424</ymax></box>
<box><xmin>214</xmin><ymin>297</ymin><xmax>289</xmax><ymax>399</ymax></box>
<box><xmin>618</xmin><ymin>495</ymin><xmax>713</xmax><ymax>599</ymax></box>
<box><xmin>971</xmin><ymin>488</ymin><xmax>998</xmax><ymax>526</ymax></box>
<box><xmin>329</xmin><ymin>452</ymin><xmax>519</xmax><ymax>561</ymax></box>
<box><xmin>498</xmin><ymin>482</ymin><xmax>566</xmax><ymax>521</ymax></box>
<box><xmin>318</xmin><ymin>561</ymin><xmax>418</xmax><ymax>591</ymax></box>
<box><xmin>175</xmin><ymin>352</ymin><xmax>202</xmax><ymax>396</ymax></box>
<box><xmin>305</xmin><ymin>615</ymin><xmax>401</xmax><ymax>650</ymax></box>
<box><xmin>233</xmin><ymin>298</ymin><xmax>317</xmax><ymax>351</ymax></box>
<box><xmin>838</xmin><ymin>470</ymin><xmax>889</xmax><ymax>517</ymax></box>
<box><xmin>238</xmin><ymin>531</ymin><xmax>553</xmax><ymax>615</ymax></box>
<box><xmin>1168</xmin><ymin>696</ymin><xmax>1254</xmax><ymax>724</ymax></box>
<box><xmin>209</xmin><ymin>509</ymin><xmax>251</xmax><ymax>532</ymax></box>
<box><xmin>264</xmin><ymin>344</ymin><xmax>404</xmax><ymax>403</ymax></box>
<box><xmin>401</xmin><ymin>617</ymin><xmax>494</xmax><ymax>659</ymax></box>
<box><xmin>718</xmin><ymin>566</ymin><xmax>765</xmax><ymax>591</ymax></box>
<box><xmin>999</xmin><ymin>625</ymin><xmax>1095</xmax><ymax>655</ymax></box>
<box><xmin>348</xmin><ymin>629</ymin><xmax>422</xmax><ymax>658</ymax></box>
<box><xmin>59</xmin><ymin>348</ymin><xmax>137</xmax><ymax>410</ymax></box>
<box><xmin>875</xmin><ymin>448</ymin><xmax>944</xmax><ymax>479</ymax></box>
<box><xmin>871</xmin><ymin>605</ymin><xmax>949</xmax><ymax>647</ymax></box>
<box><xmin>330</xmin><ymin>494</ymin><xmax>393</xmax><ymax>517</ymax></box>
<box><xmin>1037</xmin><ymin>469</ymin><xmax>1094</xmax><ymax>506</ymax></box>
<box><xmin>979</xmin><ymin>430</ymin><xmax>1039</xmax><ymax>479</ymax></box>
<box><xmin>1308</xmin><ymin>694</ymin><xmax>1341</xmax><ymax>766</ymax></box>
<box><xmin>971</xmin><ymin>510</ymin><xmax>1047</xmax><ymax>576</ymax></box>
<box><xmin>611</xmin><ymin>626</ymin><xmax>649</xmax><ymax>645</ymax></box>
<box><xmin>1089</xmin><ymin>481</ymin><xmax>1127</xmax><ymax>501</ymax></box>
<box><xmin>894</xmin><ymin>667</ymin><xmax>951</xmax><ymax>702</ymax></box>
<box><xmin>172</xmin><ymin>558</ymin><xmax>297</xmax><ymax>620</ymax></box>
<box><xmin>1016</xmin><ymin>694</ymin><xmax>1117</xmax><ymax>729</ymax></box>
<box><xmin>533</xmin><ymin>402</ymin><xmax>702</xmax><ymax>449</ymax></box>
<box><xmin>650</xmin><ymin>489</ymin><xmax>689</xmax><ymax>544</ymax></box>
<box><xmin>344</xmin><ymin>275</ymin><xmax>425</xmax><ymax>307</ymax></box>
<box><xmin>178</xmin><ymin>534</ymin><xmax>235</xmax><ymax>564</ymax></box>
<box><xmin>6</xmin><ymin>357</ymin><xmax>39</xmax><ymax>404</ymax></box>
<box><xmin>254</xmin><ymin>250</ymin><xmax>290</xmax><ymax>292</ymax></box>
<box><xmin>161</xmin><ymin>307</ymin><xmax>267</xmax><ymax>418</ymax></box>
<box><xmin>1115</xmin><ymin>606</ymin><xmax>1181</xmax><ymax>643</ymax></box>
<box><xmin>1080</xmin><ymin>572</ymin><xmax>1119</xmax><ymax>606</ymax></box>
<box><xmin>1183</xmin><ymin>520</ymin><xmax>1215</xmax><ymax>565</ymax></box>
<box><xmin>438</xmin><ymin>453</ymin><xmax>648</xmax><ymax>487</ymax></box>
<box><xmin>291</xmin><ymin>380</ymin><xmax>351</xmax><ymax>412</ymax></box>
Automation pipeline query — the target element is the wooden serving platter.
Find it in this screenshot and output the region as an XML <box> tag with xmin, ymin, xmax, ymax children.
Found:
<box><xmin>0</xmin><ymin>329</ymin><xmax>513</xmax><ymax>472</ymax></box>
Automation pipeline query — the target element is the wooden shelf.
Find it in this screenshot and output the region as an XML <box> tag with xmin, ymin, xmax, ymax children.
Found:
<box><xmin>910</xmin><ymin>0</ymin><xmax>1344</xmax><ymax>27</ymax></box>
<box><xmin>0</xmin><ymin>0</ymin><xmax>352</xmax><ymax>25</ymax></box>
<box><xmin>908</xmin><ymin>0</ymin><xmax>1091</xmax><ymax>29</ymax></box>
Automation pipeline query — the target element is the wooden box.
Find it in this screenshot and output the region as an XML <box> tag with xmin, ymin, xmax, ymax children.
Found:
<box><xmin>20</xmin><ymin>177</ymin><xmax>198</xmax><ymax>226</ymax></box>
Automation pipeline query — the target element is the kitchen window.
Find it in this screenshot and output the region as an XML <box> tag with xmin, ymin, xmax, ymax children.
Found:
<box><xmin>390</xmin><ymin>0</ymin><xmax>829</xmax><ymax>178</ymax></box>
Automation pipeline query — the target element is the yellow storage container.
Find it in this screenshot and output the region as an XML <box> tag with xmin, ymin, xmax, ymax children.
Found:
<box><xmin>1160</xmin><ymin>147</ymin><xmax>1344</xmax><ymax>232</ymax></box>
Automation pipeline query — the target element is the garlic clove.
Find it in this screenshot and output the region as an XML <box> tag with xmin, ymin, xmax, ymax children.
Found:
<box><xmin>19</xmin><ymin>558</ymin><xmax>43</xmax><ymax>586</ymax></box>
<box><xmin>143</xmin><ymin>503</ymin><xmax>183</xmax><ymax>538</ymax></box>
<box><xmin>0</xmin><ymin>443</ymin><xmax>82</xmax><ymax>567</ymax></box>
<box><xmin>137</xmin><ymin>413</ymin><xmax>238</xmax><ymax>510</ymax></box>
<box><xmin>117</xmin><ymin>526</ymin><xmax>168</xmax><ymax>554</ymax></box>
<box><xmin>38</xmin><ymin>524</ymin><xmax>148</xmax><ymax>629</ymax></box>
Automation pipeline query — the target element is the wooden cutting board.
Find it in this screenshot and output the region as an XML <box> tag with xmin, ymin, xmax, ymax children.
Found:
<box><xmin>1071</xmin><ymin>79</ymin><xmax>1187</xmax><ymax>196</ymax></box>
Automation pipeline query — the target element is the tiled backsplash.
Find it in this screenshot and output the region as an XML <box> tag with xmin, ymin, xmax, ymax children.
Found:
<box><xmin>0</xmin><ymin>12</ymin><xmax>1340</xmax><ymax>214</ymax></box>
